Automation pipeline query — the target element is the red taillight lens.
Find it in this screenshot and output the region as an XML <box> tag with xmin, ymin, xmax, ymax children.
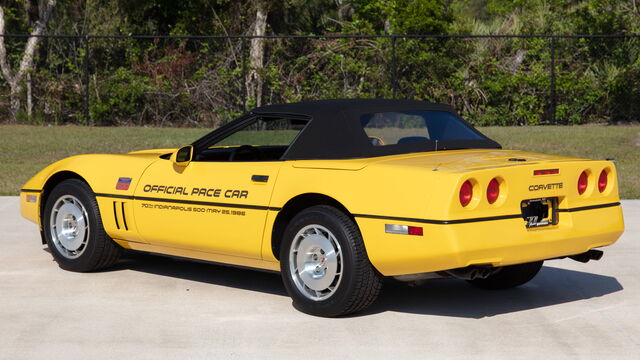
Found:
<box><xmin>408</xmin><ymin>226</ymin><xmax>423</xmax><ymax>236</ymax></box>
<box><xmin>577</xmin><ymin>171</ymin><xmax>588</xmax><ymax>195</ymax></box>
<box><xmin>598</xmin><ymin>170</ymin><xmax>608</xmax><ymax>193</ymax></box>
<box><xmin>459</xmin><ymin>180</ymin><xmax>473</xmax><ymax>207</ymax></box>
<box><xmin>487</xmin><ymin>178</ymin><xmax>500</xmax><ymax>204</ymax></box>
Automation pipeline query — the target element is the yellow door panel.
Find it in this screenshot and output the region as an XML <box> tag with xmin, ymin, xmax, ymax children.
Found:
<box><xmin>133</xmin><ymin>159</ymin><xmax>282</xmax><ymax>259</ymax></box>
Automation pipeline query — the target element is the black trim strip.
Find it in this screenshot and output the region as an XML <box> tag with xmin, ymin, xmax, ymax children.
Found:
<box><xmin>95</xmin><ymin>193</ymin><xmax>282</xmax><ymax>211</ymax></box>
<box><xmin>20</xmin><ymin>188</ymin><xmax>42</xmax><ymax>193</ymax></box>
<box><xmin>556</xmin><ymin>202</ymin><xmax>621</xmax><ymax>213</ymax></box>
<box><xmin>95</xmin><ymin>193</ymin><xmax>134</xmax><ymax>200</ymax></box>
<box><xmin>113</xmin><ymin>201</ymin><xmax>120</xmax><ymax>230</ymax></box>
<box><xmin>94</xmin><ymin>192</ymin><xmax>619</xmax><ymax>222</ymax></box>
<box><xmin>121</xmin><ymin>202</ymin><xmax>129</xmax><ymax>231</ymax></box>
<box><xmin>354</xmin><ymin>202</ymin><xmax>621</xmax><ymax>225</ymax></box>
<box><xmin>353</xmin><ymin>213</ymin><xmax>522</xmax><ymax>225</ymax></box>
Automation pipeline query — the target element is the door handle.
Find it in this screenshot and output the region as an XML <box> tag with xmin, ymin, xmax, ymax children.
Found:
<box><xmin>251</xmin><ymin>175</ymin><xmax>269</xmax><ymax>183</ymax></box>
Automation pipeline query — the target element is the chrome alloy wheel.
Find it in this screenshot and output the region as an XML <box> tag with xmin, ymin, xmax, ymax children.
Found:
<box><xmin>289</xmin><ymin>224</ymin><xmax>343</xmax><ymax>301</ymax></box>
<box><xmin>49</xmin><ymin>195</ymin><xmax>90</xmax><ymax>259</ymax></box>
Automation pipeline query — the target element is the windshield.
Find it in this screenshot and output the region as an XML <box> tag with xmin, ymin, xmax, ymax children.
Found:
<box><xmin>360</xmin><ymin>110</ymin><xmax>484</xmax><ymax>147</ymax></box>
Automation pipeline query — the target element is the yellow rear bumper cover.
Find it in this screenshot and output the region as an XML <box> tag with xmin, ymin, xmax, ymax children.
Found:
<box><xmin>357</xmin><ymin>204</ymin><xmax>624</xmax><ymax>276</ymax></box>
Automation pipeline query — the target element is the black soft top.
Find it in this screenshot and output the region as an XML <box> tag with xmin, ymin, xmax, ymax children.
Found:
<box><xmin>251</xmin><ymin>99</ymin><xmax>501</xmax><ymax>160</ymax></box>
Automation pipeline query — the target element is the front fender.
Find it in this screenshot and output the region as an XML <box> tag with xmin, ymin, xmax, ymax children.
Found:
<box><xmin>20</xmin><ymin>153</ymin><xmax>161</xmax><ymax>227</ymax></box>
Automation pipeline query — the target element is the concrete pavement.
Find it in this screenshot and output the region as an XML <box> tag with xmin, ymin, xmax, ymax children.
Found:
<box><xmin>0</xmin><ymin>197</ymin><xmax>638</xmax><ymax>359</ymax></box>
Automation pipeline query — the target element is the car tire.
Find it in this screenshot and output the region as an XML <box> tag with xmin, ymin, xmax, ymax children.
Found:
<box><xmin>468</xmin><ymin>261</ymin><xmax>543</xmax><ymax>290</ymax></box>
<box><xmin>280</xmin><ymin>205</ymin><xmax>382</xmax><ymax>317</ymax></box>
<box><xmin>43</xmin><ymin>179</ymin><xmax>122</xmax><ymax>272</ymax></box>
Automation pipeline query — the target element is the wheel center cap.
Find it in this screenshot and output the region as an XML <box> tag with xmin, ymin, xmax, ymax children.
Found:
<box><xmin>295</xmin><ymin>234</ymin><xmax>339</xmax><ymax>291</ymax></box>
<box><xmin>62</xmin><ymin>214</ymin><xmax>78</xmax><ymax>237</ymax></box>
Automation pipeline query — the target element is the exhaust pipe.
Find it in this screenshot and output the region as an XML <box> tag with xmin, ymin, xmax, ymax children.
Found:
<box><xmin>439</xmin><ymin>266</ymin><xmax>500</xmax><ymax>280</ymax></box>
<box><xmin>569</xmin><ymin>249</ymin><xmax>604</xmax><ymax>263</ymax></box>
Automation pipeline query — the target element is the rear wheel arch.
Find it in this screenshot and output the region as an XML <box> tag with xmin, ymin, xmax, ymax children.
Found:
<box><xmin>271</xmin><ymin>193</ymin><xmax>355</xmax><ymax>260</ymax></box>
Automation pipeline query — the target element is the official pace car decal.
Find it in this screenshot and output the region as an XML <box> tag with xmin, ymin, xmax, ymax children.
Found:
<box><xmin>142</xmin><ymin>184</ymin><xmax>249</xmax><ymax>199</ymax></box>
<box><xmin>528</xmin><ymin>182</ymin><xmax>563</xmax><ymax>191</ymax></box>
<box><xmin>135</xmin><ymin>184</ymin><xmax>254</xmax><ymax>217</ymax></box>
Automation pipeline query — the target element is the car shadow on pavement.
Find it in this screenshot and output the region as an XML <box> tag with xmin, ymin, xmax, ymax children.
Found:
<box><xmin>94</xmin><ymin>250</ymin><xmax>622</xmax><ymax>318</ymax></box>
<box><xmin>106</xmin><ymin>250</ymin><xmax>288</xmax><ymax>297</ymax></box>
<box><xmin>362</xmin><ymin>265</ymin><xmax>623</xmax><ymax>318</ymax></box>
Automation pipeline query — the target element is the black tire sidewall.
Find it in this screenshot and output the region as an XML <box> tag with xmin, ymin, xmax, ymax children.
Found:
<box><xmin>280</xmin><ymin>206</ymin><xmax>362</xmax><ymax>317</ymax></box>
<box><xmin>43</xmin><ymin>180</ymin><xmax>105</xmax><ymax>272</ymax></box>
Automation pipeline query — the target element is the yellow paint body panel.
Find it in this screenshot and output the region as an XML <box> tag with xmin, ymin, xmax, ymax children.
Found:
<box><xmin>21</xmin><ymin>148</ymin><xmax>624</xmax><ymax>276</ymax></box>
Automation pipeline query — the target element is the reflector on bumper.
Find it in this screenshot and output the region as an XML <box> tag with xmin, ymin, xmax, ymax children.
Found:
<box><xmin>385</xmin><ymin>224</ymin><xmax>423</xmax><ymax>236</ymax></box>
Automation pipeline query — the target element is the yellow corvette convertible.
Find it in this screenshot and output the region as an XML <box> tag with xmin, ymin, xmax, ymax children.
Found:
<box><xmin>20</xmin><ymin>99</ymin><xmax>624</xmax><ymax>316</ymax></box>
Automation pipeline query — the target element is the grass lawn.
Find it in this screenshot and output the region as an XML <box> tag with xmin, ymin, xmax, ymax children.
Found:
<box><xmin>1</xmin><ymin>124</ymin><xmax>638</xmax><ymax>198</ymax></box>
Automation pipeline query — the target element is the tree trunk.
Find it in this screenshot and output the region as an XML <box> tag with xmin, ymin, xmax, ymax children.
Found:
<box><xmin>9</xmin><ymin>81</ymin><xmax>23</xmax><ymax>117</ymax></box>
<box><xmin>0</xmin><ymin>1</ymin><xmax>57</xmax><ymax>121</ymax></box>
<box><xmin>26</xmin><ymin>73</ymin><xmax>32</xmax><ymax>120</ymax></box>
<box><xmin>246</xmin><ymin>0</ymin><xmax>267</xmax><ymax>108</ymax></box>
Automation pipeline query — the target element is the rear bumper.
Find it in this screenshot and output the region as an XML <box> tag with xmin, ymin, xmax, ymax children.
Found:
<box><xmin>356</xmin><ymin>203</ymin><xmax>624</xmax><ymax>276</ymax></box>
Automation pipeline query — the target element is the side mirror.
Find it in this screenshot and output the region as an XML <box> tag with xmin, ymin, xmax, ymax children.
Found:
<box><xmin>172</xmin><ymin>145</ymin><xmax>193</xmax><ymax>167</ymax></box>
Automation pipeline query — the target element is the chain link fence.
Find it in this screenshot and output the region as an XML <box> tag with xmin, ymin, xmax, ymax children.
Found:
<box><xmin>0</xmin><ymin>34</ymin><xmax>638</xmax><ymax>126</ymax></box>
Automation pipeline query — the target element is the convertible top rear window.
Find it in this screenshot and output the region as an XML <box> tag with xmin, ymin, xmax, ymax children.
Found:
<box><xmin>360</xmin><ymin>111</ymin><xmax>484</xmax><ymax>146</ymax></box>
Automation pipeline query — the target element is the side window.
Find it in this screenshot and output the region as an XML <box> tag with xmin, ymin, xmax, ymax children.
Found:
<box><xmin>196</xmin><ymin>117</ymin><xmax>308</xmax><ymax>162</ymax></box>
<box><xmin>361</xmin><ymin>112</ymin><xmax>430</xmax><ymax>146</ymax></box>
<box><xmin>215</xmin><ymin>118</ymin><xmax>306</xmax><ymax>147</ymax></box>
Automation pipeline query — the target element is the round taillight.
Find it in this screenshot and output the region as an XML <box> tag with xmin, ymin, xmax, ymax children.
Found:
<box><xmin>459</xmin><ymin>180</ymin><xmax>473</xmax><ymax>207</ymax></box>
<box><xmin>577</xmin><ymin>171</ymin><xmax>588</xmax><ymax>195</ymax></box>
<box><xmin>598</xmin><ymin>170</ymin><xmax>608</xmax><ymax>193</ymax></box>
<box><xmin>487</xmin><ymin>178</ymin><xmax>500</xmax><ymax>204</ymax></box>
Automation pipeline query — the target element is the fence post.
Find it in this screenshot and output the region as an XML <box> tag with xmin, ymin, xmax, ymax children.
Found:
<box><xmin>83</xmin><ymin>35</ymin><xmax>90</xmax><ymax>126</ymax></box>
<box><xmin>391</xmin><ymin>36</ymin><xmax>397</xmax><ymax>99</ymax></box>
<box><xmin>549</xmin><ymin>37</ymin><xmax>557</xmax><ymax>124</ymax></box>
<box><xmin>241</xmin><ymin>37</ymin><xmax>247</xmax><ymax>111</ymax></box>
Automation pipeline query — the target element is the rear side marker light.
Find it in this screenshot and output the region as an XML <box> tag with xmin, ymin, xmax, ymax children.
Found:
<box><xmin>578</xmin><ymin>171</ymin><xmax>588</xmax><ymax>195</ymax></box>
<box><xmin>385</xmin><ymin>224</ymin><xmax>423</xmax><ymax>236</ymax></box>
<box><xmin>534</xmin><ymin>169</ymin><xmax>559</xmax><ymax>176</ymax></box>
<box><xmin>598</xmin><ymin>170</ymin><xmax>608</xmax><ymax>193</ymax></box>
<box><xmin>487</xmin><ymin>178</ymin><xmax>500</xmax><ymax>204</ymax></box>
<box><xmin>459</xmin><ymin>180</ymin><xmax>473</xmax><ymax>207</ymax></box>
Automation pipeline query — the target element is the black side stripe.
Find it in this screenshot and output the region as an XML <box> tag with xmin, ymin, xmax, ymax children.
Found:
<box><xmin>121</xmin><ymin>202</ymin><xmax>129</xmax><ymax>231</ymax></box>
<box><xmin>20</xmin><ymin>188</ymin><xmax>42</xmax><ymax>193</ymax></box>
<box><xmin>354</xmin><ymin>201</ymin><xmax>621</xmax><ymax>225</ymax></box>
<box><xmin>96</xmin><ymin>193</ymin><xmax>133</xmax><ymax>200</ymax></box>
<box><xmin>556</xmin><ymin>202</ymin><xmax>621</xmax><ymax>212</ymax></box>
<box><xmin>94</xmin><ymin>192</ymin><xmax>619</xmax><ymax>223</ymax></box>
<box><xmin>112</xmin><ymin>201</ymin><xmax>120</xmax><ymax>230</ymax></box>
<box><xmin>95</xmin><ymin>193</ymin><xmax>282</xmax><ymax>211</ymax></box>
<box><xmin>353</xmin><ymin>213</ymin><xmax>522</xmax><ymax>225</ymax></box>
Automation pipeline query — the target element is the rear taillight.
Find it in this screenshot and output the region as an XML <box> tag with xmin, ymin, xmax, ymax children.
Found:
<box><xmin>487</xmin><ymin>178</ymin><xmax>499</xmax><ymax>204</ymax></box>
<box><xmin>459</xmin><ymin>180</ymin><xmax>473</xmax><ymax>207</ymax></box>
<box><xmin>598</xmin><ymin>170</ymin><xmax>608</xmax><ymax>193</ymax></box>
<box><xmin>578</xmin><ymin>171</ymin><xmax>588</xmax><ymax>195</ymax></box>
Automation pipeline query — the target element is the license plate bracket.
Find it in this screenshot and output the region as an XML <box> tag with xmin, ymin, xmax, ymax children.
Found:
<box><xmin>521</xmin><ymin>198</ymin><xmax>558</xmax><ymax>228</ymax></box>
